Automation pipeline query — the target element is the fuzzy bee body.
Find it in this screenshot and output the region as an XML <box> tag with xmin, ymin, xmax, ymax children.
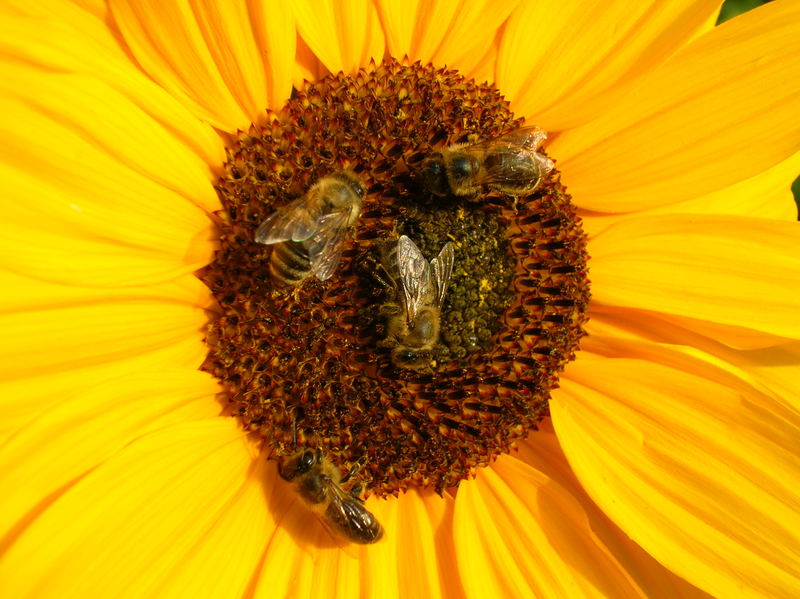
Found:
<box><xmin>255</xmin><ymin>170</ymin><xmax>365</xmax><ymax>287</ymax></box>
<box><xmin>278</xmin><ymin>448</ymin><xmax>383</xmax><ymax>545</ymax></box>
<box><xmin>379</xmin><ymin>235</ymin><xmax>455</xmax><ymax>371</ymax></box>
<box><xmin>423</xmin><ymin>126</ymin><xmax>554</xmax><ymax>198</ymax></box>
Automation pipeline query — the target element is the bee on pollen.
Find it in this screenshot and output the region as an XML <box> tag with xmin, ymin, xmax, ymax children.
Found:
<box><xmin>378</xmin><ymin>235</ymin><xmax>456</xmax><ymax>371</ymax></box>
<box><xmin>255</xmin><ymin>170</ymin><xmax>365</xmax><ymax>287</ymax></box>
<box><xmin>422</xmin><ymin>126</ymin><xmax>554</xmax><ymax>198</ymax></box>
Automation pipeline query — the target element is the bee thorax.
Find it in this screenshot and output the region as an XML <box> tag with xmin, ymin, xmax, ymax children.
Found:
<box><xmin>421</xmin><ymin>157</ymin><xmax>450</xmax><ymax>196</ymax></box>
<box><xmin>297</xmin><ymin>473</ymin><xmax>331</xmax><ymax>505</ymax></box>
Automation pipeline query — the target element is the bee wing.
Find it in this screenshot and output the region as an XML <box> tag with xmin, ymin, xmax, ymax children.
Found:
<box><xmin>255</xmin><ymin>178</ymin><xmax>349</xmax><ymax>245</ymax></box>
<box><xmin>458</xmin><ymin>126</ymin><xmax>552</xmax><ymax>190</ymax></box>
<box><xmin>324</xmin><ymin>482</ymin><xmax>383</xmax><ymax>544</ymax></box>
<box><xmin>470</xmin><ymin>143</ymin><xmax>554</xmax><ymax>188</ymax></box>
<box><xmin>430</xmin><ymin>241</ymin><xmax>455</xmax><ymax>308</ymax></box>
<box><xmin>254</xmin><ymin>195</ymin><xmax>319</xmax><ymax>245</ymax></box>
<box><xmin>396</xmin><ymin>235</ymin><xmax>433</xmax><ymax>322</ymax></box>
<box><xmin>304</xmin><ymin>210</ymin><xmax>352</xmax><ymax>281</ymax></box>
<box><xmin>461</xmin><ymin>126</ymin><xmax>547</xmax><ymax>157</ymax></box>
<box><xmin>493</xmin><ymin>126</ymin><xmax>547</xmax><ymax>151</ymax></box>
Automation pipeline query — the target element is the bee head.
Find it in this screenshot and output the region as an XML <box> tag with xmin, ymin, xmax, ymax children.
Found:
<box><xmin>278</xmin><ymin>448</ymin><xmax>318</xmax><ymax>481</ymax></box>
<box><xmin>421</xmin><ymin>155</ymin><xmax>450</xmax><ymax>196</ymax></box>
<box><xmin>391</xmin><ymin>346</ymin><xmax>433</xmax><ymax>371</ymax></box>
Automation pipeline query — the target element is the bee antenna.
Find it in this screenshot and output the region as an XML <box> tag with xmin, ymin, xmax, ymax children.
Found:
<box><xmin>285</xmin><ymin>406</ymin><xmax>301</xmax><ymax>451</ymax></box>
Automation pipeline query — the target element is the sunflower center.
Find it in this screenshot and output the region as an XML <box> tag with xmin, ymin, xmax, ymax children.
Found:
<box><xmin>200</xmin><ymin>59</ymin><xmax>590</xmax><ymax>497</ymax></box>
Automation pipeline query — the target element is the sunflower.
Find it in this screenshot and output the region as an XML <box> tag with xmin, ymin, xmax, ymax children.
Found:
<box><xmin>2</xmin><ymin>1</ymin><xmax>799</xmax><ymax>597</ymax></box>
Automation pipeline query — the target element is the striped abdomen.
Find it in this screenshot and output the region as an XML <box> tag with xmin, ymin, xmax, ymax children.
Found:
<box><xmin>269</xmin><ymin>240</ymin><xmax>312</xmax><ymax>287</ymax></box>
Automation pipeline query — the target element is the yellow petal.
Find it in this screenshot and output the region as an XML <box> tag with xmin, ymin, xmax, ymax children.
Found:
<box><xmin>0</xmin><ymin>271</ymin><xmax>208</xmax><ymax>440</ymax></box>
<box><xmin>0</xmin><ymin>267</ymin><xmax>210</xmax><ymax>312</ymax></box>
<box><xmin>0</xmin><ymin>299</ymin><xmax>207</xmax><ymax>380</ymax></box>
<box><xmin>454</xmin><ymin>428</ymin><xmax>711</xmax><ymax>599</ymax></box>
<box><xmin>579</xmin><ymin>150</ymin><xmax>800</xmax><ymax>241</ymax></box>
<box><xmin>498</xmin><ymin>0</ymin><xmax>720</xmax><ymax>131</ymax></box>
<box><xmin>0</xmin><ymin>75</ymin><xmax>218</xmax><ymax>285</ymax></box>
<box><xmin>553</xmin><ymin>356</ymin><xmax>800</xmax><ymax>599</ymax></box>
<box><xmin>584</xmin><ymin>307</ymin><xmax>800</xmax><ymax>423</ymax></box>
<box><xmin>0</xmin><ymin>370</ymin><xmax>219</xmax><ymax>535</ymax></box>
<box><xmin>689</xmin><ymin>4</ymin><xmax>724</xmax><ymax>41</ymax></box>
<box><xmin>387</xmin><ymin>490</ymin><xmax>463</xmax><ymax>599</ymax></box>
<box><xmin>253</xmin><ymin>470</ymin><xmax>459</xmax><ymax>598</ymax></box>
<box><xmin>0</xmin><ymin>8</ymin><xmax>224</xmax><ymax>170</ymax></box>
<box><xmin>109</xmin><ymin>0</ymin><xmax>258</xmax><ymax>130</ymax></box>
<box><xmin>0</xmin><ymin>67</ymin><xmax>219</xmax><ymax>228</ymax></box>
<box><xmin>5</xmin><ymin>0</ymin><xmax>106</xmax><ymax>20</ymax></box>
<box><xmin>251</xmin><ymin>492</ymin><xmax>320</xmax><ymax>599</ymax></box>
<box><xmin>552</xmin><ymin>0</ymin><xmax>800</xmax><ymax>212</ymax></box>
<box><xmin>375</xmin><ymin>0</ymin><xmax>518</xmax><ymax>78</ymax></box>
<box><xmin>180</xmin><ymin>0</ymin><xmax>269</xmax><ymax>116</ymax></box>
<box><xmin>153</xmin><ymin>455</ymin><xmax>274</xmax><ymax>597</ymax></box>
<box><xmin>460</xmin><ymin>37</ymin><xmax>500</xmax><ymax>86</ymax></box>
<box><xmin>589</xmin><ymin>214</ymin><xmax>800</xmax><ymax>346</ymax></box>
<box><xmin>0</xmin><ymin>419</ymin><xmax>267</xmax><ymax>598</ymax></box>
<box><xmin>294</xmin><ymin>34</ymin><xmax>329</xmax><ymax>87</ymax></box>
<box><xmin>739</xmin><ymin>342</ymin><xmax>800</xmax><ymax>417</ymax></box>
<box><xmin>71</xmin><ymin>0</ymin><xmax>107</xmax><ymax>19</ymax></box>
<box><xmin>293</xmin><ymin>0</ymin><xmax>385</xmax><ymax>75</ymax></box>
<box><xmin>373</xmin><ymin>0</ymin><xmax>422</xmax><ymax>59</ymax></box>
<box><xmin>247</xmin><ymin>0</ymin><xmax>296</xmax><ymax>111</ymax></box>
<box><xmin>516</xmin><ymin>424</ymin><xmax>714</xmax><ymax>599</ymax></box>
<box><xmin>645</xmin><ymin>150</ymin><xmax>800</xmax><ymax>221</ymax></box>
<box><xmin>0</xmin><ymin>336</ymin><xmax>207</xmax><ymax>441</ymax></box>
<box><xmin>0</xmin><ymin>196</ymin><xmax>212</xmax><ymax>287</ymax></box>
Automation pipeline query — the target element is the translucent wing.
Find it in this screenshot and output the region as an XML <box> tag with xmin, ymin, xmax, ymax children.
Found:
<box><xmin>396</xmin><ymin>235</ymin><xmax>433</xmax><ymax>323</ymax></box>
<box><xmin>255</xmin><ymin>194</ymin><xmax>319</xmax><ymax>245</ymax></box>
<box><xmin>473</xmin><ymin>145</ymin><xmax>553</xmax><ymax>187</ymax></box>
<box><xmin>255</xmin><ymin>177</ymin><xmax>351</xmax><ymax>245</ymax></box>
<box><xmin>430</xmin><ymin>241</ymin><xmax>455</xmax><ymax>308</ymax></box>
<box><xmin>459</xmin><ymin>126</ymin><xmax>547</xmax><ymax>157</ymax></box>
<box><xmin>256</xmin><ymin>177</ymin><xmax>359</xmax><ymax>280</ymax></box>
<box><xmin>323</xmin><ymin>482</ymin><xmax>383</xmax><ymax>544</ymax></box>
<box><xmin>304</xmin><ymin>210</ymin><xmax>352</xmax><ymax>281</ymax></box>
<box><xmin>493</xmin><ymin>126</ymin><xmax>547</xmax><ymax>151</ymax></box>
<box><xmin>466</xmin><ymin>127</ymin><xmax>553</xmax><ymax>189</ymax></box>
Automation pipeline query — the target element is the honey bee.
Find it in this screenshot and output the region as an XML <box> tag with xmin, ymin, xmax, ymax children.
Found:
<box><xmin>379</xmin><ymin>235</ymin><xmax>455</xmax><ymax>370</ymax></box>
<box><xmin>422</xmin><ymin>126</ymin><xmax>554</xmax><ymax>198</ymax></box>
<box><xmin>255</xmin><ymin>170</ymin><xmax>365</xmax><ymax>286</ymax></box>
<box><xmin>278</xmin><ymin>448</ymin><xmax>384</xmax><ymax>545</ymax></box>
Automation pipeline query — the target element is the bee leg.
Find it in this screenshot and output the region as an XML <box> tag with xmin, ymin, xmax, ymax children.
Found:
<box><xmin>340</xmin><ymin>456</ymin><xmax>366</xmax><ymax>484</ymax></box>
<box><xmin>378</xmin><ymin>302</ymin><xmax>401</xmax><ymax>316</ymax></box>
<box><xmin>341</xmin><ymin>456</ymin><xmax>369</xmax><ymax>498</ymax></box>
<box><xmin>348</xmin><ymin>483</ymin><xmax>365</xmax><ymax>502</ymax></box>
<box><xmin>355</xmin><ymin>252</ymin><xmax>378</xmax><ymax>278</ymax></box>
<box><xmin>376</xmin><ymin>337</ymin><xmax>396</xmax><ymax>348</ymax></box>
<box><xmin>372</xmin><ymin>264</ymin><xmax>395</xmax><ymax>290</ymax></box>
<box><xmin>339</xmin><ymin>457</ymin><xmax>366</xmax><ymax>496</ymax></box>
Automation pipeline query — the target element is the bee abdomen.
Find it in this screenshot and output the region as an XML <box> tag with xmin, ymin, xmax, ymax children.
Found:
<box><xmin>326</xmin><ymin>499</ymin><xmax>384</xmax><ymax>544</ymax></box>
<box><xmin>270</xmin><ymin>241</ymin><xmax>312</xmax><ymax>287</ymax></box>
